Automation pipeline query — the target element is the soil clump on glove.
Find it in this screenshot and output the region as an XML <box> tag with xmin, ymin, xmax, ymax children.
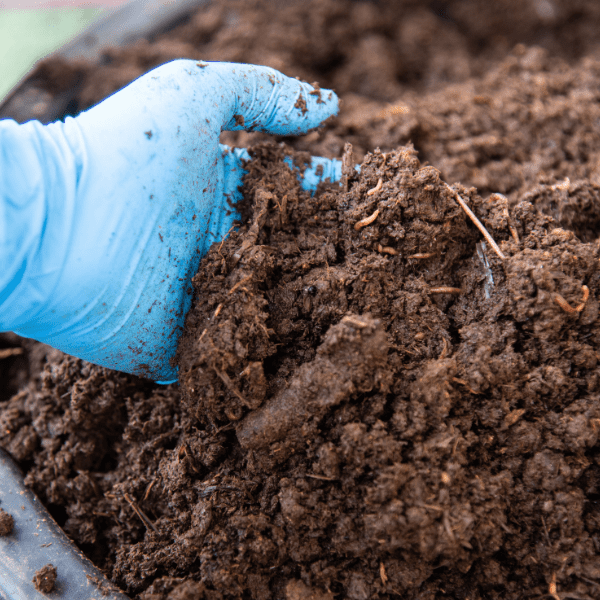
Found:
<box><xmin>3</xmin><ymin>1</ymin><xmax>600</xmax><ymax>600</ymax></box>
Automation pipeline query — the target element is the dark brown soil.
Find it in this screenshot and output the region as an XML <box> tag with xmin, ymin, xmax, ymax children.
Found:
<box><xmin>3</xmin><ymin>1</ymin><xmax>600</xmax><ymax>600</ymax></box>
<box><xmin>33</xmin><ymin>564</ymin><xmax>57</xmax><ymax>593</ymax></box>
<box><xmin>0</xmin><ymin>508</ymin><xmax>14</xmax><ymax>536</ymax></box>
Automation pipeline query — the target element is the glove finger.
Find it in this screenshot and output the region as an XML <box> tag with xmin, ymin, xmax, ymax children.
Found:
<box><xmin>221</xmin><ymin>145</ymin><xmax>342</xmax><ymax>199</ymax></box>
<box><xmin>203</xmin><ymin>62</ymin><xmax>339</xmax><ymax>135</ymax></box>
<box><xmin>283</xmin><ymin>156</ymin><xmax>343</xmax><ymax>192</ymax></box>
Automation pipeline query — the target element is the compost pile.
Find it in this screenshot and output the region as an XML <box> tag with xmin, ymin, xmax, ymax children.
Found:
<box><xmin>3</xmin><ymin>1</ymin><xmax>600</xmax><ymax>599</ymax></box>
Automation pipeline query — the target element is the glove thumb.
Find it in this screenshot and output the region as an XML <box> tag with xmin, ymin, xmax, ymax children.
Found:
<box><xmin>199</xmin><ymin>62</ymin><xmax>339</xmax><ymax>135</ymax></box>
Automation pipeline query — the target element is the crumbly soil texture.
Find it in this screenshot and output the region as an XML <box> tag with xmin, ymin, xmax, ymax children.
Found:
<box><xmin>4</xmin><ymin>1</ymin><xmax>600</xmax><ymax>600</ymax></box>
<box><xmin>33</xmin><ymin>564</ymin><xmax>57</xmax><ymax>594</ymax></box>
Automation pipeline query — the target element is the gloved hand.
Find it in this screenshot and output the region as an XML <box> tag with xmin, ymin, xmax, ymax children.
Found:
<box><xmin>0</xmin><ymin>60</ymin><xmax>342</xmax><ymax>382</ymax></box>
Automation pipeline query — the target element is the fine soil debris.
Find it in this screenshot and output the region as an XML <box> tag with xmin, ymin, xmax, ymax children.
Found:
<box><xmin>33</xmin><ymin>564</ymin><xmax>57</xmax><ymax>594</ymax></box>
<box><xmin>2</xmin><ymin>1</ymin><xmax>600</xmax><ymax>600</ymax></box>
<box><xmin>0</xmin><ymin>507</ymin><xmax>14</xmax><ymax>536</ymax></box>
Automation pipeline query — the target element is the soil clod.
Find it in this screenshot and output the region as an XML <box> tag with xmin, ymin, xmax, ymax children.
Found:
<box><xmin>33</xmin><ymin>564</ymin><xmax>57</xmax><ymax>594</ymax></box>
<box><xmin>0</xmin><ymin>508</ymin><xmax>14</xmax><ymax>536</ymax></box>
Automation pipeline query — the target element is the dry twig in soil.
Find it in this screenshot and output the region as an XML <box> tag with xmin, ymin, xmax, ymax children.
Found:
<box><xmin>429</xmin><ymin>286</ymin><xmax>462</xmax><ymax>295</ymax></box>
<box><xmin>367</xmin><ymin>178</ymin><xmax>383</xmax><ymax>196</ymax></box>
<box><xmin>0</xmin><ymin>348</ymin><xmax>23</xmax><ymax>359</ymax></box>
<box><xmin>124</xmin><ymin>493</ymin><xmax>158</xmax><ymax>534</ymax></box>
<box><xmin>377</xmin><ymin>244</ymin><xmax>398</xmax><ymax>255</ymax></box>
<box><xmin>449</xmin><ymin>185</ymin><xmax>506</xmax><ymax>260</ymax></box>
<box><xmin>554</xmin><ymin>286</ymin><xmax>590</xmax><ymax>314</ymax></box>
<box><xmin>354</xmin><ymin>209</ymin><xmax>380</xmax><ymax>231</ymax></box>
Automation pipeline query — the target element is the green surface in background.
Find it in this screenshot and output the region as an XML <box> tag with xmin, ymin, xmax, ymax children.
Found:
<box><xmin>0</xmin><ymin>7</ymin><xmax>105</xmax><ymax>101</ymax></box>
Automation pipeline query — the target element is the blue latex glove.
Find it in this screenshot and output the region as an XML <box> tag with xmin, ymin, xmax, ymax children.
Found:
<box><xmin>0</xmin><ymin>60</ymin><xmax>342</xmax><ymax>383</ymax></box>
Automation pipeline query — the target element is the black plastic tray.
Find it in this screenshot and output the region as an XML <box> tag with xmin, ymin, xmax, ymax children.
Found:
<box><xmin>0</xmin><ymin>448</ymin><xmax>130</xmax><ymax>600</ymax></box>
<box><xmin>0</xmin><ymin>0</ymin><xmax>208</xmax><ymax>124</ymax></box>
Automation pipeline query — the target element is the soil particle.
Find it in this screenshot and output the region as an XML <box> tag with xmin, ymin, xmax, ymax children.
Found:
<box><xmin>87</xmin><ymin>573</ymin><xmax>116</xmax><ymax>597</ymax></box>
<box><xmin>33</xmin><ymin>564</ymin><xmax>57</xmax><ymax>594</ymax></box>
<box><xmin>309</xmin><ymin>82</ymin><xmax>324</xmax><ymax>105</ymax></box>
<box><xmin>166</xmin><ymin>580</ymin><xmax>206</xmax><ymax>600</ymax></box>
<box><xmin>294</xmin><ymin>95</ymin><xmax>308</xmax><ymax>116</ymax></box>
<box><xmin>0</xmin><ymin>507</ymin><xmax>14</xmax><ymax>536</ymax></box>
<box><xmin>285</xmin><ymin>580</ymin><xmax>334</xmax><ymax>600</ymax></box>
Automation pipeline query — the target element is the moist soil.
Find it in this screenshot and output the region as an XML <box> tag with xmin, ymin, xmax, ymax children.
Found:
<box><xmin>3</xmin><ymin>1</ymin><xmax>600</xmax><ymax>599</ymax></box>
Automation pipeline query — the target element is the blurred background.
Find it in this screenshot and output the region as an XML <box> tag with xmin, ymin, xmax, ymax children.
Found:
<box><xmin>0</xmin><ymin>0</ymin><xmax>127</xmax><ymax>100</ymax></box>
